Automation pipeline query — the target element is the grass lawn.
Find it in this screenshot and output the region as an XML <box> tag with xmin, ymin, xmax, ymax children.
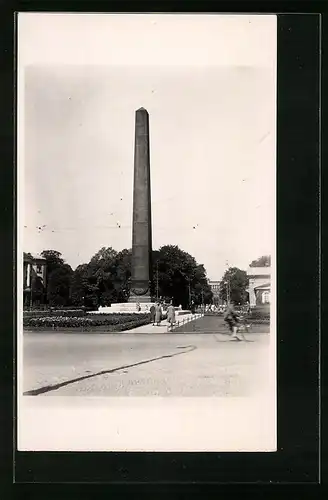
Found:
<box><xmin>174</xmin><ymin>314</ymin><xmax>270</xmax><ymax>334</ymax></box>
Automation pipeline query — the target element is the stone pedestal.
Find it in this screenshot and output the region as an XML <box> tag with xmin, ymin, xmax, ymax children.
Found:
<box><xmin>94</xmin><ymin>303</ymin><xmax>155</xmax><ymax>314</ymax></box>
<box><xmin>129</xmin><ymin>108</ymin><xmax>153</xmax><ymax>303</ymax></box>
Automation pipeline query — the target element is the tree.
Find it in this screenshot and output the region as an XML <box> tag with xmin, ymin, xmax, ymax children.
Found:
<box><xmin>113</xmin><ymin>249</ymin><xmax>132</xmax><ymax>302</ymax></box>
<box><xmin>40</xmin><ymin>250</ymin><xmax>65</xmax><ymax>274</ymax></box>
<box><xmin>88</xmin><ymin>247</ymin><xmax>118</xmax><ymax>306</ymax></box>
<box><xmin>249</xmin><ymin>255</ymin><xmax>271</xmax><ymax>267</ymax></box>
<box><xmin>219</xmin><ymin>267</ymin><xmax>248</xmax><ymax>305</ymax></box>
<box><xmin>193</xmin><ymin>264</ymin><xmax>213</xmax><ymax>305</ymax></box>
<box><xmin>69</xmin><ymin>244</ymin><xmax>212</xmax><ymax>309</ymax></box>
<box><xmin>47</xmin><ymin>263</ymin><xmax>73</xmax><ymax>306</ymax></box>
<box><xmin>151</xmin><ymin>245</ymin><xmax>212</xmax><ymax>308</ymax></box>
<box><xmin>70</xmin><ymin>247</ymin><xmax>132</xmax><ymax>308</ymax></box>
<box><xmin>89</xmin><ymin>247</ymin><xmax>118</xmax><ymax>266</ymax></box>
<box><xmin>41</xmin><ymin>250</ymin><xmax>73</xmax><ymax>306</ymax></box>
<box><xmin>70</xmin><ymin>263</ymin><xmax>88</xmax><ymax>306</ymax></box>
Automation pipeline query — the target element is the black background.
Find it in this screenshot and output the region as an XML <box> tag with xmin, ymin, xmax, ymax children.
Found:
<box><xmin>0</xmin><ymin>1</ymin><xmax>322</xmax><ymax>493</ymax></box>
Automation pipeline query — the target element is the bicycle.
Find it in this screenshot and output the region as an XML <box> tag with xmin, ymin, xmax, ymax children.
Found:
<box><xmin>236</xmin><ymin>314</ymin><xmax>252</xmax><ymax>334</ymax></box>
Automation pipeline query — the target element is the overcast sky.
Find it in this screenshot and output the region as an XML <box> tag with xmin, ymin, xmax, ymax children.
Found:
<box><xmin>19</xmin><ymin>14</ymin><xmax>276</xmax><ymax>280</ymax></box>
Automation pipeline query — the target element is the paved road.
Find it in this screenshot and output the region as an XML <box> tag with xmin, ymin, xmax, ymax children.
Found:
<box><xmin>23</xmin><ymin>321</ymin><xmax>271</xmax><ymax>398</ymax></box>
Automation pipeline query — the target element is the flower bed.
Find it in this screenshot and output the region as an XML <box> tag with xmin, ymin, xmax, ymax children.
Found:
<box><xmin>24</xmin><ymin>309</ymin><xmax>86</xmax><ymax>318</ymax></box>
<box><xmin>23</xmin><ymin>313</ymin><xmax>151</xmax><ymax>331</ymax></box>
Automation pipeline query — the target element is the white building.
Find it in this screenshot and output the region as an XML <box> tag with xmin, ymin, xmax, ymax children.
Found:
<box><xmin>247</xmin><ymin>266</ymin><xmax>271</xmax><ymax>307</ymax></box>
<box><xmin>23</xmin><ymin>252</ymin><xmax>47</xmax><ymax>306</ymax></box>
<box><xmin>209</xmin><ymin>280</ymin><xmax>222</xmax><ymax>305</ymax></box>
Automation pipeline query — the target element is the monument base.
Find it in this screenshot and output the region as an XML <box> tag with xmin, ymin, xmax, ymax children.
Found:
<box><xmin>94</xmin><ymin>302</ymin><xmax>155</xmax><ymax>314</ymax></box>
<box><xmin>128</xmin><ymin>294</ymin><xmax>152</xmax><ymax>304</ymax></box>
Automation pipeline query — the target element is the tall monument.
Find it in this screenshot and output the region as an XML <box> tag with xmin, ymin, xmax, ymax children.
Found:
<box><xmin>129</xmin><ymin>107</ymin><xmax>153</xmax><ymax>303</ymax></box>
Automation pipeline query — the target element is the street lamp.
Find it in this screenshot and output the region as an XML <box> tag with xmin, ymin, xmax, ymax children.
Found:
<box><xmin>156</xmin><ymin>260</ymin><xmax>159</xmax><ymax>301</ymax></box>
<box><xmin>225</xmin><ymin>260</ymin><xmax>231</xmax><ymax>304</ymax></box>
<box><xmin>224</xmin><ymin>280</ymin><xmax>230</xmax><ymax>304</ymax></box>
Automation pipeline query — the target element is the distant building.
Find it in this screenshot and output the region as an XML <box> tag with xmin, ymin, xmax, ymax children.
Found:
<box><xmin>247</xmin><ymin>266</ymin><xmax>271</xmax><ymax>307</ymax></box>
<box><xmin>209</xmin><ymin>280</ymin><xmax>222</xmax><ymax>305</ymax></box>
<box><xmin>23</xmin><ymin>253</ymin><xmax>47</xmax><ymax>307</ymax></box>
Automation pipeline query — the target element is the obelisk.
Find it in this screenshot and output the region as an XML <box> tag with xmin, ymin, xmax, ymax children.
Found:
<box><xmin>129</xmin><ymin>107</ymin><xmax>152</xmax><ymax>303</ymax></box>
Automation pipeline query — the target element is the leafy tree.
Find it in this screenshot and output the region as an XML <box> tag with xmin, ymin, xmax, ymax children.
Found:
<box><xmin>113</xmin><ymin>249</ymin><xmax>132</xmax><ymax>302</ymax></box>
<box><xmin>70</xmin><ymin>263</ymin><xmax>89</xmax><ymax>306</ymax></box>
<box><xmin>69</xmin><ymin>244</ymin><xmax>212</xmax><ymax>310</ymax></box>
<box><xmin>88</xmin><ymin>247</ymin><xmax>119</xmax><ymax>306</ymax></box>
<box><xmin>70</xmin><ymin>257</ymin><xmax>100</xmax><ymax>308</ymax></box>
<box><xmin>23</xmin><ymin>252</ymin><xmax>33</xmax><ymax>261</ymax></box>
<box><xmin>219</xmin><ymin>267</ymin><xmax>248</xmax><ymax>305</ymax></box>
<box><xmin>151</xmin><ymin>245</ymin><xmax>212</xmax><ymax>308</ymax></box>
<box><xmin>249</xmin><ymin>255</ymin><xmax>271</xmax><ymax>267</ymax></box>
<box><xmin>70</xmin><ymin>247</ymin><xmax>132</xmax><ymax>308</ymax></box>
<box><xmin>89</xmin><ymin>247</ymin><xmax>118</xmax><ymax>266</ymax></box>
<box><xmin>47</xmin><ymin>263</ymin><xmax>73</xmax><ymax>306</ymax></box>
<box><xmin>40</xmin><ymin>250</ymin><xmax>65</xmax><ymax>274</ymax></box>
<box><xmin>41</xmin><ymin>250</ymin><xmax>73</xmax><ymax>306</ymax></box>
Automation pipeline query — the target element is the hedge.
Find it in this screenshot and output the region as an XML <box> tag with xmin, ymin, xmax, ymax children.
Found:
<box><xmin>248</xmin><ymin>310</ymin><xmax>270</xmax><ymax>323</ymax></box>
<box><xmin>249</xmin><ymin>310</ymin><xmax>270</xmax><ymax>317</ymax></box>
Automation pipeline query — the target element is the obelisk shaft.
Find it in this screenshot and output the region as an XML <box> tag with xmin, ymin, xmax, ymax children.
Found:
<box><xmin>129</xmin><ymin>108</ymin><xmax>152</xmax><ymax>303</ymax></box>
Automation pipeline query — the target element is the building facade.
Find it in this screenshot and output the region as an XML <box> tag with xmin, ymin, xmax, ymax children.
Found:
<box><xmin>209</xmin><ymin>280</ymin><xmax>222</xmax><ymax>305</ymax></box>
<box><xmin>246</xmin><ymin>266</ymin><xmax>271</xmax><ymax>307</ymax></box>
<box><xmin>23</xmin><ymin>253</ymin><xmax>47</xmax><ymax>307</ymax></box>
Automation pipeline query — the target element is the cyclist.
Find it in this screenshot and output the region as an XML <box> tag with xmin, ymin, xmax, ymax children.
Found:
<box><xmin>223</xmin><ymin>301</ymin><xmax>244</xmax><ymax>341</ymax></box>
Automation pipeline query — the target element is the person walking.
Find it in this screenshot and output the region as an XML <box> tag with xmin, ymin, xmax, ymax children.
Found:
<box><xmin>167</xmin><ymin>301</ymin><xmax>176</xmax><ymax>331</ymax></box>
<box><xmin>155</xmin><ymin>302</ymin><xmax>162</xmax><ymax>326</ymax></box>
<box><xmin>150</xmin><ymin>304</ymin><xmax>156</xmax><ymax>326</ymax></box>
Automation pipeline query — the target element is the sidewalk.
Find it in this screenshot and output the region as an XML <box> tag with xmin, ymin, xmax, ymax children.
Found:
<box><xmin>124</xmin><ymin>313</ymin><xmax>204</xmax><ymax>334</ymax></box>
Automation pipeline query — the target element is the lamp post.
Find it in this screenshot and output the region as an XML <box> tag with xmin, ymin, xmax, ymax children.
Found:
<box><xmin>225</xmin><ymin>260</ymin><xmax>231</xmax><ymax>305</ymax></box>
<box><xmin>181</xmin><ymin>271</ymin><xmax>191</xmax><ymax>309</ymax></box>
<box><xmin>224</xmin><ymin>280</ymin><xmax>230</xmax><ymax>305</ymax></box>
<box><xmin>29</xmin><ymin>272</ymin><xmax>34</xmax><ymax>310</ymax></box>
<box><xmin>156</xmin><ymin>260</ymin><xmax>159</xmax><ymax>301</ymax></box>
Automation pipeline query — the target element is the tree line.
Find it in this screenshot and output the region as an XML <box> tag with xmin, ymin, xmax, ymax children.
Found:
<box><xmin>25</xmin><ymin>247</ymin><xmax>271</xmax><ymax>309</ymax></box>
<box><xmin>27</xmin><ymin>245</ymin><xmax>213</xmax><ymax>309</ymax></box>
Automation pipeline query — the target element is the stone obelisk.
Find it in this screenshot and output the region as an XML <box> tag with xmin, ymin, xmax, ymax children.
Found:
<box><xmin>129</xmin><ymin>107</ymin><xmax>152</xmax><ymax>303</ymax></box>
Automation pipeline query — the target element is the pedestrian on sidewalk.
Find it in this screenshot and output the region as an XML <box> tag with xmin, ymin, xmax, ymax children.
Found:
<box><xmin>150</xmin><ymin>304</ymin><xmax>156</xmax><ymax>326</ymax></box>
<box><xmin>167</xmin><ymin>301</ymin><xmax>176</xmax><ymax>331</ymax></box>
<box><xmin>155</xmin><ymin>302</ymin><xmax>162</xmax><ymax>326</ymax></box>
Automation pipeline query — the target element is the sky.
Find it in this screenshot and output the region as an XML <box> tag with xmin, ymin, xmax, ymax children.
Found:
<box><xmin>19</xmin><ymin>14</ymin><xmax>276</xmax><ymax>281</ymax></box>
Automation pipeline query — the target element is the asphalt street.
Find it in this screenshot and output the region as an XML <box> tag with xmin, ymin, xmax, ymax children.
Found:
<box><xmin>23</xmin><ymin>318</ymin><xmax>271</xmax><ymax>398</ymax></box>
